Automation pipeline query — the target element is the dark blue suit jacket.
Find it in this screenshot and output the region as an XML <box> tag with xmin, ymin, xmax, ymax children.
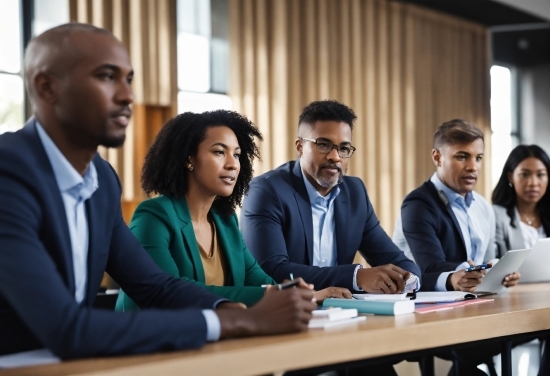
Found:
<box><xmin>240</xmin><ymin>160</ymin><xmax>420</xmax><ymax>291</ymax></box>
<box><xmin>400</xmin><ymin>181</ymin><xmax>468</xmax><ymax>291</ymax></box>
<box><xmin>0</xmin><ymin>121</ymin><xmax>225</xmax><ymax>359</ymax></box>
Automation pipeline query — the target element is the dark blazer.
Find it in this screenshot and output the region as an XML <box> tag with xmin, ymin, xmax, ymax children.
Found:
<box><xmin>116</xmin><ymin>196</ymin><xmax>274</xmax><ymax>310</ymax></box>
<box><xmin>240</xmin><ymin>160</ymin><xmax>420</xmax><ymax>291</ymax></box>
<box><xmin>400</xmin><ymin>180</ymin><xmax>474</xmax><ymax>291</ymax></box>
<box><xmin>0</xmin><ymin>121</ymin><xmax>225</xmax><ymax>359</ymax></box>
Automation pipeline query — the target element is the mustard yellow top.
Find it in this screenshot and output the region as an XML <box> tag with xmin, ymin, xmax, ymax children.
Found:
<box><xmin>197</xmin><ymin>223</ymin><xmax>226</xmax><ymax>286</ymax></box>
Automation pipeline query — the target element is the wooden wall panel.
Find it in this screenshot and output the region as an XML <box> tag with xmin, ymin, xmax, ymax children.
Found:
<box><xmin>229</xmin><ymin>0</ymin><xmax>491</xmax><ymax>233</ymax></box>
<box><xmin>70</xmin><ymin>0</ymin><xmax>177</xmax><ymax>207</ymax></box>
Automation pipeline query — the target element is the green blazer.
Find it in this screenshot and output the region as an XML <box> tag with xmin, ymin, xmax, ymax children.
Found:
<box><xmin>116</xmin><ymin>196</ymin><xmax>275</xmax><ymax>310</ymax></box>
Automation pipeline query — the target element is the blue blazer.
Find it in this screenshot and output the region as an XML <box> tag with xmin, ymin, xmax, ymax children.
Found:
<box><xmin>400</xmin><ymin>181</ymin><xmax>469</xmax><ymax>291</ymax></box>
<box><xmin>240</xmin><ymin>160</ymin><xmax>420</xmax><ymax>291</ymax></box>
<box><xmin>0</xmin><ymin>121</ymin><xmax>225</xmax><ymax>359</ymax></box>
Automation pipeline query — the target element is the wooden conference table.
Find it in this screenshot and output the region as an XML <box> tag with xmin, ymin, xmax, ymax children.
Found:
<box><xmin>5</xmin><ymin>283</ymin><xmax>550</xmax><ymax>376</ymax></box>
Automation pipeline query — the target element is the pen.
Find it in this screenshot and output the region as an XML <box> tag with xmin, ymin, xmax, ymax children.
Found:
<box><xmin>465</xmin><ymin>263</ymin><xmax>492</xmax><ymax>272</ymax></box>
<box><xmin>262</xmin><ymin>274</ymin><xmax>298</xmax><ymax>290</ymax></box>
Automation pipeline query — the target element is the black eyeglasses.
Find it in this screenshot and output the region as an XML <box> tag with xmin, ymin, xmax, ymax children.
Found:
<box><xmin>300</xmin><ymin>137</ymin><xmax>356</xmax><ymax>158</ymax></box>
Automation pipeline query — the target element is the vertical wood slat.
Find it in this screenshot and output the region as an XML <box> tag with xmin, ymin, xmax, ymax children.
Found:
<box><xmin>364</xmin><ymin>0</ymin><xmax>377</xmax><ymax>204</ymax></box>
<box><xmin>390</xmin><ymin>1</ymin><xmax>404</xmax><ymax>223</ymax></box>
<box><xmin>288</xmin><ymin>0</ymin><xmax>302</xmax><ymax>154</ymax></box>
<box><xmin>255</xmin><ymin>0</ymin><xmax>270</xmax><ymax>170</ymax></box>
<box><xmin>349</xmin><ymin>0</ymin><xmax>364</xmax><ymax>178</ymax></box>
<box><xmin>69</xmin><ymin>0</ymin><xmax>177</xmax><ymax>204</ymax></box>
<box><xmin>229</xmin><ymin>0</ymin><xmax>490</xmax><ymax>233</ymax></box>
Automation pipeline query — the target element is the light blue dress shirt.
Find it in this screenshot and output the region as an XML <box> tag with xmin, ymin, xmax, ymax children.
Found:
<box><xmin>36</xmin><ymin>123</ymin><xmax>98</xmax><ymax>303</ymax></box>
<box><xmin>301</xmin><ymin>173</ymin><xmax>367</xmax><ymax>290</ymax></box>
<box><xmin>36</xmin><ymin>122</ymin><xmax>220</xmax><ymax>340</ymax></box>
<box><xmin>302</xmin><ymin>173</ymin><xmax>339</xmax><ymax>267</ymax></box>
<box><xmin>393</xmin><ymin>172</ymin><xmax>495</xmax><ymax>291</ymax></box>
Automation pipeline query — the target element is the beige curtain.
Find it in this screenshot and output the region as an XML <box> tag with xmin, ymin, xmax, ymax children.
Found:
<box><xmin>69</xmin><ymin>0</ymin><xmax>177</xmax><ymax>220</ymax></box>
<box><xmin>229</xmin><ymin>0</ymin><xmax>491</xmax><ymax>233</ymax></box>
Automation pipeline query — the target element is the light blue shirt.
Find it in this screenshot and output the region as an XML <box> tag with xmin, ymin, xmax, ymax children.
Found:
<box><xmin>36</xmin><ymin>122</ymin><xmax>220</xmax><ymax>340</ymax></box>
<box><xmin>302</xmin><ymin>173</ymin><xmax>339</xmax><ymax>267</ymax></box>
<box><xmin>393</xmin><ymin>172</ymin><xmax>495</xmax><ymax>291</ymax></box>
<box><xmin>36</xmin><ymin>123</ymin><xmax>98</xmax><ymax>303</ymax></box>
<box><xmin>301</xmin><ymin>172</ymin><xmax>366</xmax><ymax>290</ymax></box>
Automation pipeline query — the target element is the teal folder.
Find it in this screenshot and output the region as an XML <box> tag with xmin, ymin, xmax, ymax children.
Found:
<box><xmin>322</xmin><ymin>298</ymin><xmax>415</xmax><ymax>316</ymax></box>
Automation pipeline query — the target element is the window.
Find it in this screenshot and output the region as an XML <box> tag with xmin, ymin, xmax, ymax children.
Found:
<box><xmin>0</xmin><ymin>0</ymin><xmax>24</xmax><ymax>134</ymax></box>
<box><xmin>0</xmin><ymin>0</ymin><xmax>69</xmax><ymax>134</ymax></box>
<box><xmin>490</xmin><ymin>65</ymin><xmax>520</xmax><ymax>187</ymax></box>
<box><xmin>177</xmin><ymin>0</ymin><xmax>232</xmax><ymax>113</ymax></box>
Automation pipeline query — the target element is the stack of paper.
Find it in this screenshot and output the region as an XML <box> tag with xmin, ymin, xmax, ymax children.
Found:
<box><xmin>352</xmin><ymin>291</ymin><xmax>477</xmax><ymax>303</ymax></box>
<box><xmin>308</xmin><ymin>307</ymin><xmax>366</xmax><ymax>329</ymax></box>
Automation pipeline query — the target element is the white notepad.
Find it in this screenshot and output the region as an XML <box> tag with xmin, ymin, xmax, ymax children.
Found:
<box><xmin>353</xmin><ymin>291</ymin><xmax>476</xmax><ymax>303</ymax></box>
<box><xmin>308</xmin><ymin>308</ymin><xmax>365</xmax><ymax>329</ymax></box>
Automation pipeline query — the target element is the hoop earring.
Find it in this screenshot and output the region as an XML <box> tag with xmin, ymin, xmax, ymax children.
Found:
<box><xmin>188</xmin><ymin>165</ymin><xmax>194</xmax><ymax>172</ymax></box>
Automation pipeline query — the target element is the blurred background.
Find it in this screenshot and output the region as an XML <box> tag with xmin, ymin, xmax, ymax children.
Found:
<box><xmin>1</xmin><ymin>0</ymin><xmax>549</xmax><ymax>233</ymax></box>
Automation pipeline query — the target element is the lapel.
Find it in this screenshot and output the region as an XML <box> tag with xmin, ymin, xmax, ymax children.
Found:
<box><xmin>171</xmin><ymin>196</ymin><xmax>206</xmax><ymax>282</ymax></box>
<box><xmin>84</xmin><ymin>156</ymin><xmax>109</xmax><ymax>305</ymax></box>
<box><xmin>23</xmin><ymin>120</ymin><xmax>76</xmax><ymax>294</ymax></box>
<box><xmin>334</xmin><ymin>184</ymin><xmax>349</xmax><ymax>266</ymax></box>
<box><xmin>211</xmin><ymin>211</ymin><xmax>241</xmax><ymax>286</ymax></box>
<box><xmin>509</xmin><ymin>212</ymin><xmax>527</xmax><ymax>250</ymax></box>
<box><xmin>428</xmin><ymin>181</ymin><xmax>467</xmax><ymax>252</ymax></box>
<box><xmin>84</xmin><ymin>197</ymin><xmax>100</xmax><ymax>305</ymax></box>
<box><xmin>291</xmin><ymin>161</ymin><xmax>314</xmax><ymax>264</ymax></box>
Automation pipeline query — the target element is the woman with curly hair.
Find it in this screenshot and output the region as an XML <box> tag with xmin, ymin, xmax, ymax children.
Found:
<box><xmin>492</xmin><ymin>144</ymin><xmax>550</xmax><ymax>257</ymax></box>
<box><xmin>116</xmin><ymin>110</ymin><xmax>350</xmax><ymax>310</ymax></box>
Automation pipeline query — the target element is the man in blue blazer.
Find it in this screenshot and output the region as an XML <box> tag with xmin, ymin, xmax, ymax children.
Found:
<box><xmin>393</xmin><ymin>119</ymin><xmax>522</xmax><ymax>375</ymax></box>
<box><xmin>0</xmin><ymin>23</ymin><xmax>315</xmax><ymax>359</ymax></box>
<box><xmin>393</xmin><ymin>119</ymin><xmax>520</xmax><ymax>292</ymax></box>
<box><xmin>241</xmin><ymin>100</ymin><xmax>420</xmax><ymax>294</ymax></box>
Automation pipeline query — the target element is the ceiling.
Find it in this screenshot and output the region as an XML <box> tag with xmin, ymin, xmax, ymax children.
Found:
<box><xmin>394</xmin><ymin>0</ymin><xmax>550</xmax><ymax>66</ymax></box>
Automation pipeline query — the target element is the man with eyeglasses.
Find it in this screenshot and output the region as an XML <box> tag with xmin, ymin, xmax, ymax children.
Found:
<box><xmin>241</xmin><ymin>100</ymin><xmax>420</xmax><ymax>296</ymax></box>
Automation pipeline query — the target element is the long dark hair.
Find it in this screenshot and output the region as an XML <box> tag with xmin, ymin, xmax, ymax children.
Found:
<box><xmin>141</xmin><ymin>110</ymin><xmax>262</xmax><ymax>216</ymax></box>
<box><xmin>492</xmin><ymin>144</ymin><xmax>550</xmax><ymax>233</ymax></box>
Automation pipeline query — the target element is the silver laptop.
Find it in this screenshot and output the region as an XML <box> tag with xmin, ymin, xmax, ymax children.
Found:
<box><xmin>518</xmin><ymin>238</ymin><xmax>550</xmax><ymax>284</ymax></box>
<box><xmin>476</xmin><ymin>248</ymin><xmax>532</xmax><ymax>295</ymax></box>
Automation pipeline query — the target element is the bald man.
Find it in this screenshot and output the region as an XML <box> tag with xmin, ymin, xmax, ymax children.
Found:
<box><xmin>0</xmin><ymin>23</ymin><xmax>315</xmax><ymax>359</ymax></box>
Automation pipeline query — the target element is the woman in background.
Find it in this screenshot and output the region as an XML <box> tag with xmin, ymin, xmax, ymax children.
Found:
<box><xmin>492</xmin><ymin>144</ymin><xmax>550</xmax><ymax>376</ymax></box>
<box><xmin>492</xmin><ymin>144</ymin><xmax>550</xmax><ymax>257</ymax></box>
<box><xmin>116</xmin><ymin>110</ymin><xmax>350</xmax><ymax>311</ymax></box>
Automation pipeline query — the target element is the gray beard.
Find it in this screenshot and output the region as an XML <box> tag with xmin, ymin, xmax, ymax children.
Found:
<box><xmin>314</xmin><ymin>170</ymin><xmax>344</xmax><ymax>188</ymax></box>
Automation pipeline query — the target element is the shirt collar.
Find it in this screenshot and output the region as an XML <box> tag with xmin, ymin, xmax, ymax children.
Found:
<box><xmin>35</xmin><ymin>121</ymin><xmax>98</xmax><ymax>199</ymax></box>
<box><xmin>301</xmin><ymin>168</ymin><xmax>340</xmax><ymax>204</ymax></box>
<box><xmin>430</xmin><ymin>172</ymin><xmax>475</xmax><ymax>208</ymax></box>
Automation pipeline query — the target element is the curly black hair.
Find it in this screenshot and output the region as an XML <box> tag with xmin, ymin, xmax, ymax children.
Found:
<box><xmin>141</xmin><ymin>110</ymin><xmax>263</xmax><ymax>216</ymax></box>
<box><xmin>298</xmin><ymin>100</ymin><xmax>357</xmax><ymax>131</ymax></box>
<box><xmin>492</xmin><ymin>144</ymin><xmax>550</xmax><ymax>234</ymax></box>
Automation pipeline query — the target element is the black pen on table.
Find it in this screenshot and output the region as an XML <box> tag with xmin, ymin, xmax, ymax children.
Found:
<box><xmin>262</xmin><ymin>273</ymin><xmax>298</xmax><ymax>290</ymax></box>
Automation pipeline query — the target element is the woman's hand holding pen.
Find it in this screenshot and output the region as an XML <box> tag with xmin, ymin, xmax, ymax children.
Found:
<box><xmin>502</xmin><ymin>271</ymin><xmax>521</xmax><ymax>287</ymax></box>
<box><xmin>263</xmin><ymin>277</ymin><xmax>313</xmax><ymax>294</ymax></box>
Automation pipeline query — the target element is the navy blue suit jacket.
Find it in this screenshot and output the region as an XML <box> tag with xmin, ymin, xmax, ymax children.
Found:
<box><xmin>0</xmin><ymin>121</ymin><xmax>225</xmax><ymax>359</ymax></box>
<box><xmin>240</xmin><ymin>160</ymin><xmax>420</xmax><ymax>291</ymax></box>
<box><xmin>400</xmin><ymin>181</ymin><xmax>468</xmax><ymax>291</ymax></box>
